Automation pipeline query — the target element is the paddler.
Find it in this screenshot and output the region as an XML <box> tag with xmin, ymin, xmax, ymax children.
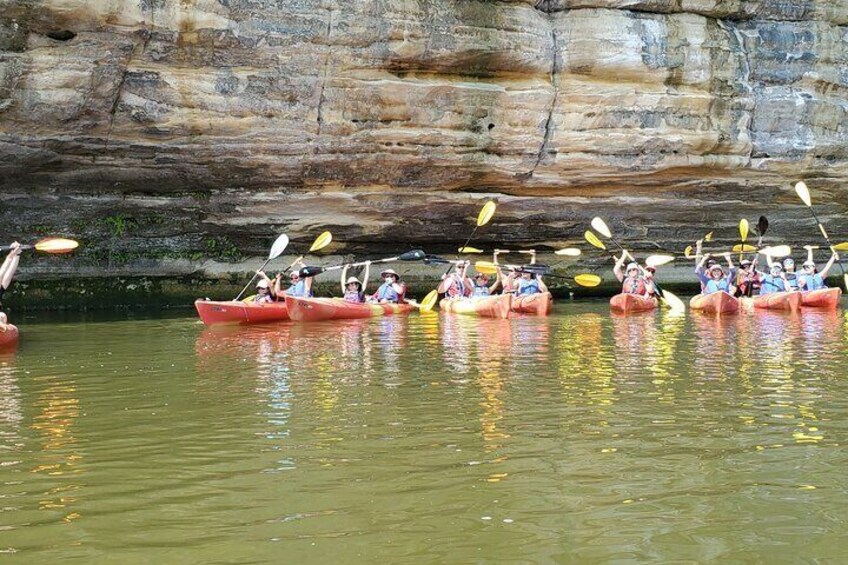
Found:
<box><xmin>613</xmin><ymin>254</ymin><xmax>654</xmax><ymax>297</ymax></box>
<box><xmin>0</xmin><ymin>242</ymin><xmax>22</xmax><ymax>331</ymax></box>
<box><xmin>507</xmin><ymin>269</ymin><xmax>548</xmax><ymax>296</ymax></box>
<box><xmin>438</xmin><ymin>261</ymin><xmax>473</xmax><ymax>298</ymax></box>
<box><xmin>371</xmin><ymin>268</ymin><xmax>406</xmax><ymax>304</ymax></box>
<box><xmin>759</xmin><ymin>261</ymin><xmax>791</xmax><ymax>295</ymax></box>
<box><xmin>735</xmin><ymin>258</ymin><xmax>762</xmax><ymax>297</ymax></box>
<box><xmin>252</xmin><ymin>273</ymin><xmax>276</xmax><ymax>303</ymax></box>
<box><xmin>341</xmin><ymin>261</ymin><xmax>371</xmax><ymax>303</ymax></box>
<box><xmin>470</xmin><ymin>271</ymin><xmax>500</xmax><ymax>297</ymax></box>
<box><xmin>275</xmin><ymin>260</ymin><xmax>314</xmax><ymax>298</ymax></box>
<box><xmin>782</xmin><ymin>257</ymin><xmax>799</xmax><ymax>290</ymax></box>
<box><xmin>696</xmin><ymin>253</ymin><xmax>736</xmax><ymax>295</ymax></box>
<box><xmin>798</xmin><ymin>249</ymin><xmax>839</xmax><ymax>291</ymax></box>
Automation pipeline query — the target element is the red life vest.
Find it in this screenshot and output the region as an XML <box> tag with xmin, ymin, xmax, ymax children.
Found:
<box><xmin>622</xmin><ymin>276</ymin><xmax>646</xmax><ymax>295</ymax></box>
<box><xmin>445</xmin><ymin>274</ymin><xmax>471</xmax><ymax>298</ymax></box>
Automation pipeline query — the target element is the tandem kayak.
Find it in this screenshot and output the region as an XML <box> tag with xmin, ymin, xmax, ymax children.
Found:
<box><xmin>690</xmin><ymin>291</ymin><xmax>739</xmax><ymax>315</ymax></box>
<box><xmin>511</xmin><ymin>292</ymin><xmax>553</xmax><ymax>316</ymax></box>
<box><xmin>440</xmin><ymin>294</ymin><xmax>512</xmax><ymax>319</ymax></box>
<box><xmin>801</xmin><ymin>287</ymin><xmax>842</xmax><ymax>309</ymax></box>
<box><xmin>194</xmin><ymin>299</ymin><xmax>290</xmax><ymax>326</ymax></box>
<box><xmin>751</xmin><ymin>291</ymin><xmax>802</xmax><ymax>312</ymax></box>
<box><xmin>285</xmin><ymin>296</ymin><xmax>415</xmax><ymax>322</ymax></box>
<box><xmin>609</xmin><ymin>293</ymin><xmax>657</xmax><ymax>314</ymax></box>
<box><xmin>0</xmin><ymin>324</ymin><xmax>19</xmax><ymax>350</ymax></box>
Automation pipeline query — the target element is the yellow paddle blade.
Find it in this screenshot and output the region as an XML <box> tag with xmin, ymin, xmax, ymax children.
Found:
<box><xmin>418</xmin><ymin>289</ymin><xmax>439</xmax><ymax>312</ymax></box>
<box><xmin>732</xmin><ymin>244</ymin><xmax>757</xmax><ymax>252</ymax></box>
<box><xmin>645</xmin><ymin>254</ymin><xmax>675</xmax><ymax>268</ymax></box>
<box><xmin>704</xmin><ymin>232</ymin><xmax>713</xmax><ymax>242</ymax></box>
<box><xmin>739</xmin><ymin>219</ymin><xmax>749</xmax><ymax>242</ymax></box>
<box><xmin>573</xmin><ymin>274</ymin><xmax>602</xmax><ymax>287</ymax></box>
<box><xmin>476</xmin><ymin>201</ymin><xmax>496</xmax><ymax>227</ymax></box>
<box><xmin>833</xmin><ymin>242</ymin><xmax>848</xmax><ymax>251</ymax></box>
<box><xmin>759</xmin><ymin>245</ymin><xmax>791</xmax><ymax>258</ymax></box>
<box><xmin>590</xmin><ymin>217</ymin><xmax>612</xmax><ymax>239</ymax></box>
<box><xmin>554</xmin><ymin>248</ymin><xmax>582</xmax><ymax>257</ymax></box>
<box><xmin>33</xmin><ymin>238</ymin><xmax>80</xmax><ymax>254</ymax></box>
<box><xmin>661</xmin><ymin>289</ymin><xmax>686</xmax><ymax>313</ymax></box>
<box><xmin>473</xmin><ymin>261</ymin><xmax>499</xmax><ymax>275</ymax></box>
<box><xmin>584</xmin><ymin>230</ymin><xmax>606</xmax><ymax>250</ymax></box>
<box><xmin>309</xmin><ymin>231</ymin><xmax>333</xmax><ymax>252</ymax></box>
<box><xmin>795</xmin><ymin>181</ymin><xmax>812</xmax><ymax>207</ymax></box>
<box><xmin>684</xmin><ymin>245</ymin><xmax>693</xmax><ymax>259</ymax></box>
<box><xmin>458</xmin><ymin>246</ymin><xmax>484</xmax><ymax>254</ymax></box>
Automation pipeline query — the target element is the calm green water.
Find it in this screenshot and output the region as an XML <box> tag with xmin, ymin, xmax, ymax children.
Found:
<box><xmin>2</xmin><ymin>303</ymin><xmax>848</xmax><ymax>562</ymax></box>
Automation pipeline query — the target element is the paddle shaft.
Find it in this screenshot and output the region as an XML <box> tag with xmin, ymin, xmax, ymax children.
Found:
<box><xmin>446</xmin><ymin>224</ymin><xmax>482</xmax><ymax>276</ymax></box>
<box><xmin>804</xmin><ymin>205</ymin><xmax>847</xmax><ymax>281</ymax></box>
<box><xmin>234</xmin><ymin>254</ymin><xmax>302</xmax><ymax>301</ymax></box>
<box><xmin>0</xmin><ymin>244</ymin><xmax>33</xmax><ymax>252</ymax></box>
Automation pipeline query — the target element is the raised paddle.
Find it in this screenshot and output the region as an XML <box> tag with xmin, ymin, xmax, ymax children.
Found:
<box><xmin>234</xmin><ymin>233</ymin><xmax>290</xmax><ymax>301</ymax></box>
<box><xmin>445</xmin><ymin>200</ymin><xmax>496</xmax><ymax>278</ymax></box>
<box><xmin>473</xmin><ymin>261</ymin><xmax>601</xmax><ymax>287</ymax></box>
<box><xmin>0</xmin><ymin>238</ymin><xmax>80</xmax><ymax>254</ymax></box>
<box><xmin>794</xmin><ymin>181</ymin><xmax>848</xmax><ymax>289</ymax></box>
<box><xmin>554</xmin><ymin>248</ymin><xmax>582</xmax><ymax>257</ymax></box>
<box><xmin>298</xmin><ymin>249</ymin><xmax>426</xmax><ymax>278</ymax></box>
<box><xmin>458</xmin><ymin>246</ymin><xmax>484</xmax><ymax>253</ymax></box>
<box><xmin>739</xmin><ymin>219</ymin><xmax>749</xmax><ymax>262</ymax></box>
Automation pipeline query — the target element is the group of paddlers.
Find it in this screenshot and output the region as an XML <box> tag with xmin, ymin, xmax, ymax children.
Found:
<box><xmin>612</xmin><ymin>239</ymin><xmax>840</xmax><ymax>299</ymax></box>
<box><xmin>436</xmin><ymin>261</ymin><xmax>548</xmax><ymax>298</ymax></box>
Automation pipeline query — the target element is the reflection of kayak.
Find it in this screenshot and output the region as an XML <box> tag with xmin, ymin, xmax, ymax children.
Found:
<box><xmin>609</xmin><ymin>293</ymin><xmax>657</xmax><ymax>314</ymax></box>
<box><xmin>440</xmin><ymin>294</ymin><xmax>512</xmax><ymax>319</ymax></box>
<box><xmin>690</xmin><ymin>292</ymin><xmax>739</xmax><ymax>315</ymax></box>
<box><xmin>194</xmin><ymin>299</ymin><xmax>290</xmax><ymax>326</ymax></box>
<box><xmin>0</xmin><ymin>324</ymin><xmax>19</xmax><ymax>350</ymax></box>
<box><xmin>285</xmin><ymin>296</ymin><xmax>415</xmax><ymax>322</ymax></box>
<box><xmin>511</xmin><ymin>292</ymin><xmax>553</xmax><ymax>316</ymax></box>
<box><xmin>752</xmin><ymin>291</ymin><xmax>802</xmax><ymax>311</ymax></box>
<box><xmin>801</xmin><ymin>288</ymin><xmax>841</xmax><ymax>309</ymax></box>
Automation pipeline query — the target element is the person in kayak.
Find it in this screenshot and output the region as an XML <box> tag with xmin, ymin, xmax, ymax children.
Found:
<box><xmin>782</xmin><ymin>257</ymin><xmax>799</xmax><ymax>290</ymax></box>
<box><xmin>275</xmin><ymin>261</ymin><xmax>313</xmax><ymax>298</ymax></box>
<box><xmin>0</xmin><ymin>242</ymin><xmax>22</xmax><ymax>331</ymax></box>
<box><xmin>371</xmin><ymin>268</ymin><xmax>405</xmax><ymax>303</ymax></box>
<box><xmin>798</xmin><ymin>249</ymin><xmax>839</xmax><ymax>291</ymax></box>
<box><xmin>759</xmin><ymin>262</ymin><xmax>791</xmax><ymax>295</ymax></box>
<box><xmin>470</xmin><ymin>271</ymin><xmax>500</xmax><ymax>297</ymax></box>
<box><xmin>341</xmin><ymin>261</ymin><xmax>370</xmax><ymax>303</ymax></box>
<box><xmin>735</xmin><ymin>258</ymin><xmax>763</xmax><ymax>297</ymax></box>
<box><xmin>438</xmin><ymin>261</ymin><xmax>473</xmax><ymax>298</ymax></box>
<box><xmin>506</xmin><ymin>269</ymin><xmax>548</xmax><ymax>296</ymax></box>
<box><xmin>696</xmin><ymin>253</ymin><xmax>736</xmax><ymax>295</ymax></box>
<box><xmin>252</xmin><ymin>276</ymin><xmax>276</xmax><ymax>303</ymax></box>
<box><xmin>613</xmin><ymin>255</ymin><xmax>654</xmax><ymax>297</ymax></box>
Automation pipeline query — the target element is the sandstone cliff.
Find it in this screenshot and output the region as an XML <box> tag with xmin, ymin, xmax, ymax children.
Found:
<box><xmin>1</xmin><ymin>0</ymin><xmax>846</xmax><ymax>289</ymax></box>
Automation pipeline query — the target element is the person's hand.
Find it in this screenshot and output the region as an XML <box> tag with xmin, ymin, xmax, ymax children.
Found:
<box><xmin>364</xmin><ymin>260</ymin><xmax>371</xmax><ymax>266</ymax></box>
<box><xmin>723</xmin><ymin>252</ymin><xmax>731</xmax><ymax>260</ymax></box>
<box><xmin>10</xmin><ymin>242</ymin><xmax>21</xmax><ymax>256</ymax></box>
<box><xmin>441</xmin><ymin>273</ymin><xmax>447</xmax><ymax>280</ymax></box>
<box><xmin>704</xmin><ymin>253</ymin><xmax>711</xmax><ymax>259</ymax></box>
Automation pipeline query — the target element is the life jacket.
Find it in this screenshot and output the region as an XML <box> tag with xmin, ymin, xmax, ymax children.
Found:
<box><xmin>471</xmin><ymin>282</ymin><xmax>490</xmax><ymax>297</ymax></box>
<box><xmin>374</xmin><ymin>281</ymin><xmax>400</xmax><ymax>303</ymax></box>
<box><xmin>344</xmin><ymin>290</ymin><xmax>365</xmax><ymax>303</ymax></box>
<box><xmin>517</xmin><ymin>278</ymin><xmax>541</xmax><ymax>296</ymax></box>
<box><xmin>444</xmin><ymin>274</ymin><xmax>471</xmax><ymax>298</ymax></box>
<box><xmin>622</xmin><ymin>276</ymin><xmax>646</xmax><ymax>295</ymax></box>
<box><xmin>784</xmin><ymin>273</ymin><xmax>799</xmax><ymax>290</ymax></box>
<box><xmin>704</xmin><ymin>278</ymin><xmax>730</xmax><ymax>295</ymax></box>
<box><xmin>759</xmin><ymin>275</ymin><xmax>787</xmax><ymax>295</ymax></box>
<box><xmin>736</xmin><ymin>271</ymin><xmax>762</xmax><ymax>297</ymax></box>
<box><xmin>800</xmin><ymin>273</ymin><xmax>825</xmax><ymax>291</ymax></box>
<box><xmin>287</xmin><ymin>279</ymin><xmax>311</xmax><ymax>298</ymax></box>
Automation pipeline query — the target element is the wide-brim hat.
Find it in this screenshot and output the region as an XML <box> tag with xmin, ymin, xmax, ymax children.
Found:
<box><xmin>345</xmin><ymin>277</ymin><xmax>362</xmax><ymax>286</ymax></box>
<box><xmin>802</xmin><ymin>260</ymin><xmax>816</xmax><ymax>267</ymax></box>
<box><xmin>709</xmin><ymin>264</ymin><xmax>725</xmax><ymax>273</ymax></box>
<box><xmin>381</xmin><ymin>269</ymin><xmax>399</xmax><ymax>278</ymax></box>
<box><xmin>256</xmin><ymin>279</ymin><xmax>270</xmax><ymax>289</ymax></box>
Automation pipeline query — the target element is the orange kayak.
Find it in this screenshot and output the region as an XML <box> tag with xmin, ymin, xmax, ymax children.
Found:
<box><xmin>511</xmin><ymin>292</ymin><xmax>553</xmax><ymax>316</ymax></box>
<box><xmin>690</xmin><ymin>291</ymin><xmax>739</xmax><ymax>315</ymax></box>
<box><xmin>440</xmin><ymin>294</ymin><xmax>512</xmax><ymax>319</ymax></box>
<box><xmin>0</xmin><ymin>324</ymin><xmax>19</xmax><ymax>350</ymax></box>
<box><xmin>195</xmin><ymin>299</ymin><xmax>290</xmax><ymax>326</ymax></box>
<box><xmin>285</xmin><ymin>296</ymin><xmax>415</xmax><ymax>322</ymax></box>
<box><xmin>609</xmin><ymin>293</ymin><xmax>657</xmax><ymax>314</ymax></box>
<box><xmin>801</xmin><ymin>287</ymin><xmax>842</xmax><ymax>309</ymax></box>
<box><xmin>752</xmin><ymin>291</ymin><xmax>802</xmax><ymax>311</ymax></box>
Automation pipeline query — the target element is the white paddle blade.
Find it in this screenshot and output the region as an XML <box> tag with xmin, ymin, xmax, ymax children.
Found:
<box><xmin>591</xmin><ymin>217</ymin><xmax>612</xmax><ymax>239</ymax></box>
<box><xmin>554</xmin><ymin>248</ymin><xmax>582</xmax><ymax>257</ymax></box>
<box><xmin>795</xmin><ymin>181</ymin><xmax>812</xmax><ymax>207</ymax></box>
<box><xmin>759</xmin><ymin>245</ymin><xmax>791</xmax><ymax>258</ymax></box>
<box><xmin>645</xmin><ymin>254</ymin><xmax>675</xmax><ymax>268</ymax></box>
<box><xmin>661</xmin><ymin>290</ymin><xmax>686</xmax><ymax>313</ymax></box>
<box><xmin>268</xmin><ymin>234</ymin><xmax>290</xmax><ymax>260</ymax></box>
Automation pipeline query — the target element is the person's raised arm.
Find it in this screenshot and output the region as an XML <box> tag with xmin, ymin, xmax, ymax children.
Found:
<box><xmin>820</xmin><ymin>250</ymin><xmax>839</xmax><ymax>279</ymax></box>
<box><xmin>0</xmin><ymin>243</ymin><xmax>22</xmax><ymax>290</ymax></box>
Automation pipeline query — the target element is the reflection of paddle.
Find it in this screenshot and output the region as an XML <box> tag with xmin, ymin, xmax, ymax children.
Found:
<box><xmin>794</xmin><ymin>181</ymin><xmax>848</xmax><ymax>289</ymax></box>
<box><xmin>1</xmin><ymin>238</ymin><xmax>80</xmax><ymax>254</ymax></box>
<box><xmin>297</xmin><ymin>250</ymin><xmax>426</xmax><ymax>277</ymax></box>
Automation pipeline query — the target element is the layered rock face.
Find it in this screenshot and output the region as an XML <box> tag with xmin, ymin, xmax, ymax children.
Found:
<box><xmin>0</xmin><ymin>0</ymin><xmax>846</xmax><ymax>285</ymax></box>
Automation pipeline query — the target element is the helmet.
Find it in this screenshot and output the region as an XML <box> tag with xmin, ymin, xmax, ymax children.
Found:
<box><xmin>256</xmin><ymin>279</ymin><xmax>270</xmax><ymax>289</ymax></box>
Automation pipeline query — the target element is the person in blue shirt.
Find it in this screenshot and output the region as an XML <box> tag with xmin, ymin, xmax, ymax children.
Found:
<box><xmin>696</xmin><ymin>252</ymin><xmax>736</xmax><ymax>295</ymax></box>
<box><xmin>759</xmin><ymin>262</ymin><xmax>791</xmax><ymax>295</ymax></box>
<box><xmin>506</xmin><ymin>269</ymin><xmax>548</xmax><ymax>296</ymax></box>
<box><xmin>470</xmin><ymin>271</ymin><xmax>501</xmax><ymax>297</ymax></box>
<box><xmin>798</xmin><ymin>248</ymin><xmax>839</xmax><ymax>291</ymax></box>
<box><xmin>370</xmin><ymin>269</ymin><xmax>406</xmax><ymax>304</ymax></box>
<box><xmin>274</xmin><ymin>260</ymin><xmax>314</xmax><ymax>298</ymax></box>
<box><xmin>782</xmin><ymin>257</ymin><xmax>799</xmax><ymax>290</ymax></box>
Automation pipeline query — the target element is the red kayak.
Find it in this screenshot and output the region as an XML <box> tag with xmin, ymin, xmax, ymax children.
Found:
<box><xmin>610</xmin><ymin>293</ymin><xmax>657</xmax><ymax>314</ymax></box>
<box><xmin>440</xmin><ymin>294</ymin><xmax>512</xmax><ymax>319</ymax></box>
<box><xmin>751</xmin><ymin>291</ymin><xmax>802</xmax><ymax>312</ymax></box>
<box><xmin>690</xmin><ymin>291</ymin><xmax>739</xmax><ymax>315</ymax></box>
<box><xmin>801</xmin><ymin>287</ymin><xmax>841</xmax><ymax>309</ymax></box>
<box><xmin>0</xmin><ymin>324</ymin><xmax>19</xmax><ymax>350</ymax></box>
<box><xmin>195</xmin><ymin>299</ymin><xmax>290</xmax><ymax>326</ymax></box>
<box><xmin>285</xmin><ymin>296</ymin><xmax>415</xmax><ymax>322</ymax></box>
<box><xmin>511</xmin><ymin>292</ymin><xmax>553</xmax><ymax>316</ymax></box>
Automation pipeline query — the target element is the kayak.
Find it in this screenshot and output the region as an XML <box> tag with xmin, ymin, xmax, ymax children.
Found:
<box><xmin>194</xmin><ymin>299</ymin><xmax>290</xmax><ymax>326</ymax></box>
<box><xmin>801</xmin><ymin>287</ymin><xmax>842</xmax><ymax>309</ymax></box>
<box><xmin>511</xmin><ymin>292</ymin><xmax>553</xmax><ymax>316</ymax></box>
<box><xmin>690</xmin><ymin>291</ymin><xmax>739</xmax><ymax>315</ymax></box>
<box><xmin>0</xmin><ymin>324</ymin><xmax>19</xmax><ymax>350</ymax></box>
<box><xmin>285</xmin><ymin>296</ymin><xmax>415</xmax><ymax>322</ymax></box>
<box><xmin>751</xmin><ymin>291</ymin><xmax>802</xmax><ymax>312</ymax></box>
<box><xmin>609</xmin><ymin>293</ymin><xmax>657</xmax><ymax>314</ymax></box>
<box><xmin>440</xmin><ymin>294</ymin><xmax>512</xmax><ymax>319</ymax></box>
